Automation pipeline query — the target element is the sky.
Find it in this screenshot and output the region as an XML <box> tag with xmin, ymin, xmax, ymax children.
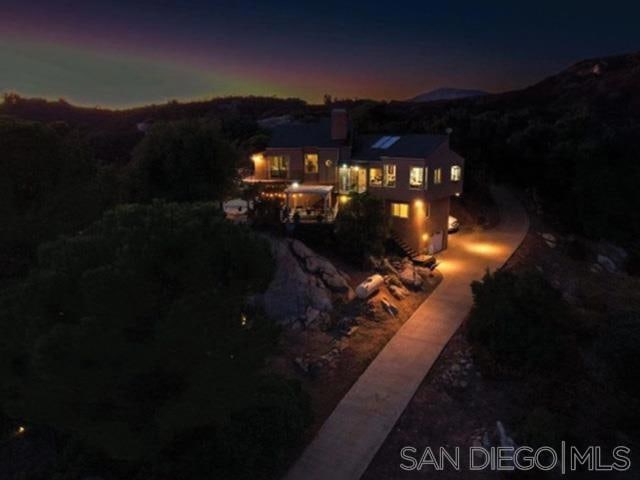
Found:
<box><xmin>1</xmin><ymin>0</ymin><xmax>639</xmax><ymax>108</ymax></box>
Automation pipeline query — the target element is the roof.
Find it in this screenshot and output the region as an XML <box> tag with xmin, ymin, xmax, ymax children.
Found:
<box><xmin>284</xmin><ymin>185</ymin><xmax>334</xmax><ymax>195</ymax></box>
<box><xmin>268</xmin><ymin>118</ymin><xmax>346</xmax><ymax>148</ymax></box>
<box><xmin>352</xmin><ymin>134</ymin><xmax>448</xmax><ymax>161</ymax></box>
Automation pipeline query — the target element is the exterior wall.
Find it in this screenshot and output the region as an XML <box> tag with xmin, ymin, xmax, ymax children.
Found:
<box><xmin>387</xmin><ymin>196</ymin><xmax>449</xmax><ymax>255</ymax></box>
<box><xmin>257</xmin><ymin>147</ymin><xmax>341</xmax><ymax>185</ymax></box>
<box><xmin>424</xmin><ymin>142</ymin><xmax>464</xmax><ymax>201</ymax></box>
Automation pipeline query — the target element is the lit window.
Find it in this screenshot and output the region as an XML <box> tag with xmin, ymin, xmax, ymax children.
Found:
<box><xmin>269</xmin><ymin>155</ymin><xmax>289</xmax><ymax>178</ymax></box>
<box><xmin>369</xmin><ymin>167</ymin><xmax>382</xmax><ymax>187</ymax></box>
<box><xmin>409</xmin><ymin>167</ymin><xmax>424</xmax><ymax>188</ymax></box>
<box><xmin>434</xmin><ymin>167</ymin><xmax>442</xmax><ymax>185</ymax></box>
<box><xmin>304</xmin><ymin>153</ymin><xmax>319</xmax><ymax>173</ymax></box>
<box><xmin>451</xmin><ymin>165</ymin><xmax>462</xmax><ymax>182</ymax></box>
<box><xmin>391</xmin><ymin>202</ymin><xmax>409</xmax><ymax>218</ymax></box>
<box><xmin>383</xmin><ymin>164</ymin><xmax>396</xmax><ymax>187</ymax></box>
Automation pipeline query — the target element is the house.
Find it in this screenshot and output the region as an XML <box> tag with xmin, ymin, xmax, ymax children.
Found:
<box><xmin>245</xmin><ymin>109</ymin><xmax>464</xmax><ymax>255</ymax></box>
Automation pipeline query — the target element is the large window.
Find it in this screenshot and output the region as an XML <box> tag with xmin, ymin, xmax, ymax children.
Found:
<box><xmin>409</xmin><ymin>166</ymin><xmax>424</xmax><ymax>189</ymax></box>
<box><xmin>304</xmin><ymin>153</ymin><xmax>319</xmax><ymax>174</ymax></box>
<box><xmin>391</xmin><ymin>202</ymin><xmax>409</xmax><ymax>218</ymax></box>
<box><xmin>451</xmin><ymin>165</ymin><xmax>462</xmax><ymax>182</ymax></box>
<box><xmin>269</xmin><ymin>155</ymin><xmax>289</xmax><ymax>178</ymax></box>
<box><xmin>434</xmin><ymin>167</ymin><xmax>442</xmax><ymax>185</ymax></box>
<box><xmin>369</xmin><ymin>167</ymin><xmax>382</xmax><ymax>187</ymax></box>
<box><xmin>383</xmin><ymin>164</ymin><xmax>396</xmax><ymax>187</ymax></box>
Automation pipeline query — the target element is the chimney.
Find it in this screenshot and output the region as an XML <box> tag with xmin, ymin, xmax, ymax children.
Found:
<box><xmin>331</xmin><ymin>108</ymin><xmax>349</xmax><ymax>141</ymax></box>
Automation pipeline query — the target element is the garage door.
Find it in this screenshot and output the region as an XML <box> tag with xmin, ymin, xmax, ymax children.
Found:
<box><xmin>429</xmin><ymin>230</ymin><xmax>444</xmax><ymax>254</ymax></box>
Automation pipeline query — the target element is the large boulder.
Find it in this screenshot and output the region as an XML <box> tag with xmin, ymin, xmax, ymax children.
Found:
<box><xmin>259</xmin><ymin>239</ymin><xmax>332</xmax><ymax>324</ymax></box>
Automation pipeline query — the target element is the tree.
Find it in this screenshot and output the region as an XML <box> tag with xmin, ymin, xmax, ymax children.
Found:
<box><xmin>334</xmin><ymin>193</ymin><xmax>387</xmax><ymax>262</ymax></box>
<box><xmin>0</xmin><ymin>202</ymin><xmax>309</xmax><ymax>476</ymax></box>
<box><xmin>0</xmin><ymin>118</ymin><xmax>111</xmax><ymax>279</ymax></box>
<box><xmin>128</xmin><ymin>120</ymin><xmax>239</xmax><ymax>202</ymax></box>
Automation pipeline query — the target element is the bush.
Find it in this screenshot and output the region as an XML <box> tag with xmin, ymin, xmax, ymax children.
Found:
<box><xmin>468</xmin><ymin>270</ymin><xmax>571</xmax><ymax>375</ymax></box>
<box><xmin>334</xmin><ymin>193</ymin><xmax>387</xmax><ymax>263</ymax></box>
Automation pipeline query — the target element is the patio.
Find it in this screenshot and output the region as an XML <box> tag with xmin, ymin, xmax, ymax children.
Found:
<box><xmin>283</xmin><ymin>184</ymin><xmax>338</xmax><ymax>223</ymax></box>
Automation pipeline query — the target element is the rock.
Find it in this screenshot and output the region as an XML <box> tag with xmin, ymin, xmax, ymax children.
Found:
<box><xmin>597</xmin><ymin>254</ymin><xmax>618</xmax><ymax>273</ymax></box>
<box><xmin>294</xmin><ymin>356</ymin><xmax>310</xmax><ymax>374</ymax></box>
<box><xmin>290</xmin><ymin>239</ymin><xmax>315</xmax><ymax>260</ymax></box>
<box><xmin>385</xmin><ymin>274</ymin><xmax>404</xmax><ymax>288</ymax></box>
<box><xmin>541</xmin><ymin>232</ymin><xmax>557</xmax><ymax>248</ymax></box>
<box><xmin>388</xmin><ymin>284</ymin><xmax>408</xmax><ymax>300</ymax></box>
<box><xmin>322</xmin><ymin>272</ymin><xmax>350</xmax><ymax>292</ymax></box>
<box><xmin>399</xmin><ymin>264</ymin><xmax>423</xmax><ymax>289</ymax></box>
<box><xmin>380</xmin><ymin>296</ymin><xmax>399</xmax><ymax>316</ymax></box>
<box><xmin>590</xmin><ymin>263</ymin><xmax>604</xmax><ymax>273</ymax></box>
<box><xmin>459</xmin><ymin>380</ymin><xmax>468</xmax><ymax>389</ymax></box>
<box><xmin>344</xmin><ymin>326</ymin><xmax>359</xmax><ymax>337</ymax></box>
<box><xmin>382</xmin><ymin>258</ymin><xmax>400</xmax><ymax>276</ymax></box>
<box><xmin>304</xmin><ymin>307</ymin><xmax>321</xmax><ymax>326</ymax></box>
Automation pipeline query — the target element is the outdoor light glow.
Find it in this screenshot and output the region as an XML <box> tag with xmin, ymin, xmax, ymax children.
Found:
<box><xmin>251</xmin><ymin>153</ymin><xmax>264</xmax><ymax>163</ymax></box>
<box><xmin>341</xmin><ymin>164</ymin><xmax>348</xmax><ymax>169</ymax></box>
<box><xmin>340</xmin><ymin>195</ymin><xmax>349</xmax><ymax>204</ymax></box>
<box><xmin>16</xmin><ymin>426</ymin><xmax>25</xmax><ymax>435</ymax></box>
<box><xmin>463</xmin><ymin>242</ymin><xmax>505</xmax><ymax>256</ymax></box>
<box><xmin>455</xmin><ymin>192</ymin><xmax>461</xmax><ymax>197</ymax></box>
<box><xmin>414</xmin><ymin>199</ymin><xmax>424</xmax><ymax>208</ymax></box>
<box><xmin>292</xmin><ymin>182</ymin><xmax>299</xmax><ymax>188</ymax></box>
<box><xmin>421</xmin><ymin>233</ymin><xmax>429</xmax><ymax>241</ymax></box>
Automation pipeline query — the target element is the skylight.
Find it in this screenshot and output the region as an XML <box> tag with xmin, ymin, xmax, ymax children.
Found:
<box><xmin>371</xmin><ymin>136</ymin><xmax>390</xmax><ymax>148</ymax></box>
<box><xmin>378</xmin><ymin>136</ymin><xmax>400</xmax><ymax>149</ymax></box>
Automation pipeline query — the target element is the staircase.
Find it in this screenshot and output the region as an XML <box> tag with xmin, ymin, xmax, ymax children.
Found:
<box><xmin>390</xmin><ymin>231</ymin><xmax>419</xmax><ymax>260</ymax></box>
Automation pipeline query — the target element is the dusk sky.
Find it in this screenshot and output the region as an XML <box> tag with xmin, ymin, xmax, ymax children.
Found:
<box><xmin>1</xmin><ymin>0</ymin><xmax>639</xmax><ymax>108</ymax></box>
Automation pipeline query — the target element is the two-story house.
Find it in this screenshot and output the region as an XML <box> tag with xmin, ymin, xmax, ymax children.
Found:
<box><xmin>245</xmin><ymin>109</ymin><xmax>464</xmax><ymax>255</ymax></box>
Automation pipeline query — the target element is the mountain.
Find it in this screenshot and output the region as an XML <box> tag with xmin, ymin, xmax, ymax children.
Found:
<box><xmin>408</xmin><ymin>87</ymin><xmax>488</xmax><ymax>103</ymax></box>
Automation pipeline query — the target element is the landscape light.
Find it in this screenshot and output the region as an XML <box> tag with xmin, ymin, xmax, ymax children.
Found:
<box><xmin>16</xmin><ymin>426</ymin><xmax>25</xmax><ymax>435</ymax></box>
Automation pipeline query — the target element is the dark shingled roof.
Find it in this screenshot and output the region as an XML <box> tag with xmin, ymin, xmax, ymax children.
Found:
<box><xmin>352</xmin><ymin>134</ymin><xmax>447</xmax><ymax>161</ymax></box>
<box><xmin>268</xmin><ymin>118</ymin><xmax>347</xmax><ymax>148</ymax></box>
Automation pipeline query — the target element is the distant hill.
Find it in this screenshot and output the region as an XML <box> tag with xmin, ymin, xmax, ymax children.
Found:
<box><xmin>408</xmin><ymin>87</ymin><xmax>488</xmax><ymax>103</ymax></box>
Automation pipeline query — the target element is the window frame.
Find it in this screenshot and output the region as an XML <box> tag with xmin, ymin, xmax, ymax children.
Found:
<box><xmin>369</xmin><ymin>166</ymin><xmax>383</xmax><ymax>187</ymax></box>
<box><xmin>383</xmin><ymin>163</ymin><xmax>396</xmax><ymax>188</ymax></box>
<box><xmin>304</xmin><ymin>153</ymin><xmax>319</xmax><ymax>174</ymax></box>
<box><xmin>390</xmin><ymin>202</ymin><xmax>409</xmax><ymax>219</ymax></box>
<box><xmin>433</xmin><ymin>167</ymin><xmax>442</xmax><ymax>185</ymax></box>
<box><xmin>409</xmin><ymin>166</ymin><xmax>425</xmax><ymax>189</ymax></box>
<box><xmin>451</xmin><ymin>165</ymin><xmax>462</xmax><ymax>182</ymax></box>
<box><xmin>269</xmin><ymin>155</ymin><xmax>290</xmax><ymax>179</ymax></box>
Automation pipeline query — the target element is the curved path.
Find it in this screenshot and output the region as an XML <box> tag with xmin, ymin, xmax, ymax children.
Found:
<box><xmin>283</xmin><ymin>186</ymin><xmax>529</xmax><ymax>480</ymax></box>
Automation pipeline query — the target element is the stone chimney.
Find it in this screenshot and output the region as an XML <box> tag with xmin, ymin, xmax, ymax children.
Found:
<box><xmin>331</xmin><ymin>109</ymin><xmax>349</xmax><ymax>141</ymax></box>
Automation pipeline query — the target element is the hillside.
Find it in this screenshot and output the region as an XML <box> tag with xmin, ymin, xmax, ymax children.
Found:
<box><xmin>408</xmin><ymin>87</ymin><xmax>488</xmax><ymax>102</ymax></box>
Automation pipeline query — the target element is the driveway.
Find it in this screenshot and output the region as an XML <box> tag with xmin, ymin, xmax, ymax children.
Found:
<box><xmin>283</xmin><ymin>186</ymin><xmax>529</xmax><ymax>480</ymax></box>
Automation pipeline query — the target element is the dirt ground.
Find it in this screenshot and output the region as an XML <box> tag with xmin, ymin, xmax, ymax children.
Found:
<box><xmin>362</xmin><ymin>194</ymin><xmax>640</xmax><ymax>480</ymax></box>
<box><xmin>268</xmin><ymin>269</ymin><xmax>443</xmax><ymax>441</ymax></box>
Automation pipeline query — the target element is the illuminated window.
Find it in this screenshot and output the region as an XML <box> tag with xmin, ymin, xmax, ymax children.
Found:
<box><xmin>304</xmin><ymin>153</ymin><xmax>319</xmax><ymax>173</ymax></box>
<box><xmin>269</xmin><ymin>155</ymin><xmax>289</xmax><ymax>178</ymax></box>
<box><xmin>383</xmin><ymin>164</ymin><xmax>396</xmax><ymax>187</ymax></box>
<box><xmin>369</xmin><ymin>167</ymin><xmax>382</xmax><ymax>187</ymax></box>
<box><xmin>409</xmin><ymin>167</ymin><xmax>424</xmax><ymax>188</ymax></box>
<box><xmin>434</xmin><ymin>167</ymin><xmax>442</xmax><ymax>185</ymax></box>
<box><xmin>451</xmin><ymin>165</ymin><xmax>462</xmax><ymax>182</ymax></box>
<box><xmin>391</xmin><ymin>202</ymin><xmax>409</xmax><ymax>218</ymax></box>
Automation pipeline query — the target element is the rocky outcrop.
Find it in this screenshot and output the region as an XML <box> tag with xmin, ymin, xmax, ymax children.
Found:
<box><xmin>253</xmin><ymin>238</ymin><xmax>354</xmax><ymax>326</ymax></box>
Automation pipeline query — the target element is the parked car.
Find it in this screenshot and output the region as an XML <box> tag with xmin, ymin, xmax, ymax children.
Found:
<box><xmin>448</xmin><ymin>215</ymin><xmax>460</xmax><ymax>233</ymax></box>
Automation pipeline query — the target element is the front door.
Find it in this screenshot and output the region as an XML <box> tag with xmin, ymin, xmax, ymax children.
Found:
<box><xmin>357</xmin><ymin>168</ymin><xmax>367</xmax><ymax>193</ymax></box>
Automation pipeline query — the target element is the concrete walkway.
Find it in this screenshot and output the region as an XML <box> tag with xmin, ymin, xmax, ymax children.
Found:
<box><xmin>283</xmin><ymin>186</ymin><xmax>529</xmax><ymax>480</ymax></box>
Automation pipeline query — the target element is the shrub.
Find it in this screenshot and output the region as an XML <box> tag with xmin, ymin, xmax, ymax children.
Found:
<box><xmin>0</xmin><ymin>202</ymin><xmax>309</xmax><ymax>476</ymax></box>
<box><xmin>468</xmin><ymin>270</ymin><xmax>570</xmax><ymax>375</ymax></box>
